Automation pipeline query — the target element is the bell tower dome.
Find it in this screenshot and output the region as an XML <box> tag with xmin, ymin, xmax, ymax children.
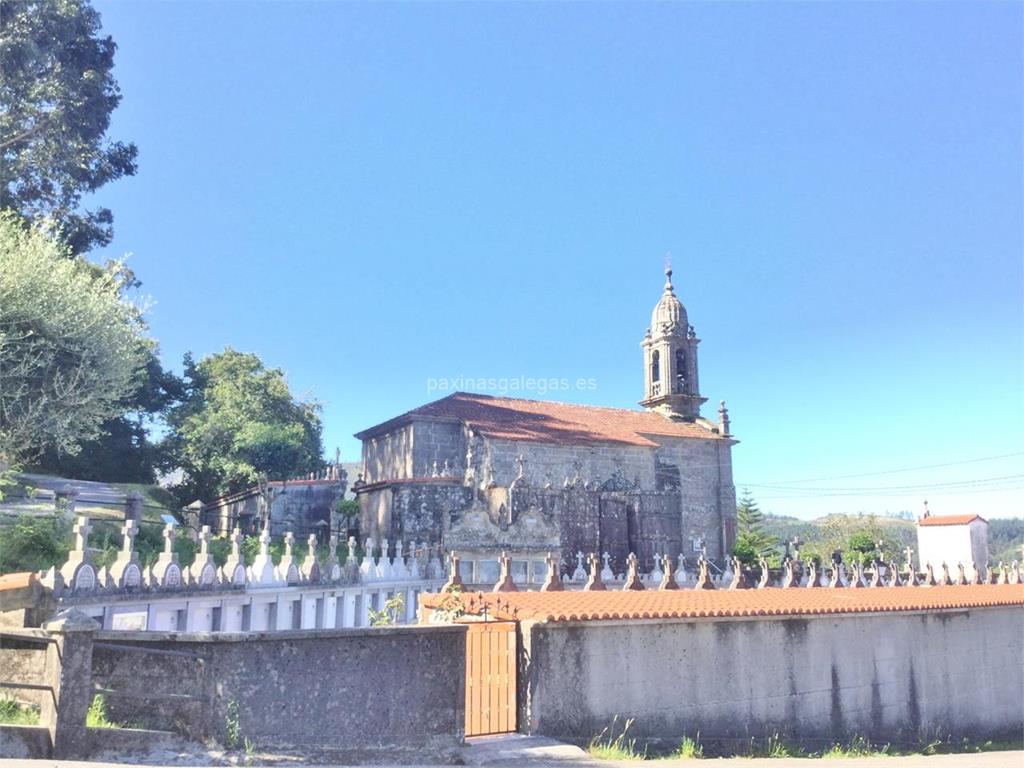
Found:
<box><xmin>641</xmin><ymin>265</ymin><xmax>706</xmax><ymax>420</ymax></box>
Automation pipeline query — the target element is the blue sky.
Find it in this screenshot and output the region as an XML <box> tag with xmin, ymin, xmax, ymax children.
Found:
<box><xmin>89</xmin><ymin>1</ymin><xmax>1021</xmax><ymax>519</ymax></box>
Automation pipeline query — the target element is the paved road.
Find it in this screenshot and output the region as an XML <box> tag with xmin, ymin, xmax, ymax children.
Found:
<box><xmin>19</xmin><ymin>473</ymin><xmax>124</xmax><ymax>505</ymax></box>
<box><xmin>3</xmin><ymin>753</ymin><xmax>1023</xmax><ymax>767</ymax></box>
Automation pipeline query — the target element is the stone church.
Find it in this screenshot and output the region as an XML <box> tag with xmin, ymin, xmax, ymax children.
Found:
<box><xmin>353</xmin><ymin>268</ymin><xmax>737</xmax><ymax>583</ymax></box>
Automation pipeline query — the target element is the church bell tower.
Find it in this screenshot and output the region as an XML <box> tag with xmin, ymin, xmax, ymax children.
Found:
<box><xmin>640</xmin><ymin>266</ymin><xmax>706</xmax><ymax>420</ymax></box>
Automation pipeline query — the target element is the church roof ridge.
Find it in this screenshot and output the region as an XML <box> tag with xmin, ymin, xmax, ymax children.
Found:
<box><xmin>355</xmin><ymin>391</ymin><xmax>731</xmax><ymax>446</ymax></box>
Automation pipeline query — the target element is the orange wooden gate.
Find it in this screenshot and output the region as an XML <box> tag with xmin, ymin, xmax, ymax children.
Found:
<box><xmin>464</xmin><ymin>621</ymin><xmax>517</xmax><ymax>736</ymax></box>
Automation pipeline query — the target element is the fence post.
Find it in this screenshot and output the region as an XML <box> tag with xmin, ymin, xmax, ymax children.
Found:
<box><xmin>41</xmin><ymin>608</ymin><xmax>100</xmax><ymax>758</ymax></box>
<box><xmin>124</xmin><ymin>491</ymin><xmax>144</xmax><ymax>523</ymax></box>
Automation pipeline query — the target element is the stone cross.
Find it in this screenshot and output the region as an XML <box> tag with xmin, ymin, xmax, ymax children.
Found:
<box><xmin>515</xmin><ymin>454</ymin><xmax>526</xmax><ymax>479</ymax></box>
<box><xmin>904</xmin><ymin>546</ymin><xmax>914</xmax><ymax>568</ymax></box>
<box><xmin>541</xmin><ymin>552</ymin><xmax>564</xmax><ymax>592</ymax></box>
<box><xmin>229</xmin><ymin>527</ymin><xmax>242</xmax><ymax>556</ymax></box>
<box><xmin>623</xmin><ymin>553</ymin><xmax>645</xmax><ymax>591</ymax></box>
<box><xmin>493</xmin><ymin>551</ymin><xmax>518</xmax><ymax>593</ymax></box>
<box><xmin>443</xmin><ymin>552</ymin><xmax>464</xmax><ymax>590</ymax></box>
<box><xmin>584</xmin><ymin>552</ymin><xmax>606</xmax><ymax>591</ymax></box>
<box><xmin>259</xmin><ymin>526</ymin><xmax>271</xmax><ymax>555</ymax></box>
<box><xmin>659</xmin><ymin>554</ymin><xmax>678</xmax><ymax>591</ymax></box>
<box><xmin>73</xmin><ymin>516</ymin><xmax>92</xmax><ymax>552</ymax></box>
<box><xmin>198</xmin><ymin>525</ymin><xmax>211</xmax><ymax>554</ymax></box>
<box><xmin>162</xmin><ymin>522</ymin><xmax>176</xmax><ymax>554</ymax></box>
<box><xmin>790</xmin><ymin>537</ymin><xmax>802</xmax><ymax>560</ymax></box>
<box><xmin>284</xmin><ymin>531</ymin><xmax>294</xmax><ymax>557</ymax></box>
<box><xmin>121</xmin><ymin>519</ymin><xmax>138</xmax><ymax>553</ymax></box>
<box><xmin>307</xmin><ymin>533</ymin><xmax>317</xmax><ymax>553</ymax></box>
<box><xmin>346</xmin><ymin>536</ymin><xmax>356</xmax><ymax>562</ymax></box>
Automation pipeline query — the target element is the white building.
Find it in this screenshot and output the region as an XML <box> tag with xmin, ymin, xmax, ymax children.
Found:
<box><xmin>917</xmin><ymin>514</ymin><xmax>989</xmax><ymax>569</ymax></box>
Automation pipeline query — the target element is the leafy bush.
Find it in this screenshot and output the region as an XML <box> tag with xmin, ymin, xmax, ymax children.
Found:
<box><xmin>0</xmin><ymin>697</ymin><xmax>39</xmax><ymax>725</ymax></box>
<box><xmin>0</xmin><ymin>515</ymin><xmax>72</xmax><ymax>574</ymax></box>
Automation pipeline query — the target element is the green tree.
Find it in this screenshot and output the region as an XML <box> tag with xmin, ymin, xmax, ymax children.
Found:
<box><xmin>732</xmin><ymin>490</ymin><xmax>776</xmax><ymax>566</ymax></box>
<box><xmin>0</xmin><ymin>214</ymin><xmax>150</xmax><ymax>468</ymax></box>
<box><xmin>165</xmin><ymin>349</ymin><xmax>323</xmax><ymax>504</ymax></box>
<box><xmin>33</xmin><ymin>353</ymin><xmax>185</xmax><ymax>482</ymax></box>
<box><xmin>0</xmin><ymin>0</ymin><xmax>138</xmax><ymax>254</ymax></box>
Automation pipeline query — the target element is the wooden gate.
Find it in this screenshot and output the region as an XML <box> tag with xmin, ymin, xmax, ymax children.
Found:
<box><xmin>464</xmin><ymin>621</ymin><xmax>517</xmax><ymax>737</ymax></box>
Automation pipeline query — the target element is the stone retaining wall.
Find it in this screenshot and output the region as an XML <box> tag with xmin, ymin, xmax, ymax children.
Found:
<box><xmin>521</xmin><ymin>605</ymin><xmax>1023</xmax><ymax>748</ymax></box>
<box><xmin>91</xmin><ymin>624</ymin><xmax>467</xmax><ymax>749</ymax></box>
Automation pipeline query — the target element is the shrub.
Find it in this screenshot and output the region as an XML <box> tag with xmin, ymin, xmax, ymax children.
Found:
<box><xmin>0</xmin><ymin>515</ymin><xmax>72</xmax><ymax>574</ymax></box>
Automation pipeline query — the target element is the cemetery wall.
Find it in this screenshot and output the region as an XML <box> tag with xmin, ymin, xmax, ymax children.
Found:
<box><xmin>521</xmin><ymin>605</ymin><xmax>1023</xmax><ymax>747</ymax></box>
<box><xmin>90</xmin><ymin>624</ymin><xmax>467</xmax><ymax>749</ymax></box>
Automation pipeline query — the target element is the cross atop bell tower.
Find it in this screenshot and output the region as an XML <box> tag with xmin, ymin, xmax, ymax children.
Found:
<box><xmin>640</xmin><ymin>264</ymin><xmax>706</xmax><ymax>420</ymax></box>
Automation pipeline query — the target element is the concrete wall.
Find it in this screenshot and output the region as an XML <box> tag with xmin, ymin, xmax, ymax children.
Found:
<box><xmin>203</xmin><ymin>480</ymin><xmax>345</xmax><ymax>536</ymax></box>
<box><xmin>521</xmin><ymin>606</ymin><xmax>1023</xmax><ymax>749</ymax></box>
<box><xmin>0</xmin><ymin>641</ymin><xmax>48</xmax><ymax>708</ymax></box>
<box><xmin>90</xmin><ymin>624</ymin><xmax>467</xmax><ymax>749</ymax></box>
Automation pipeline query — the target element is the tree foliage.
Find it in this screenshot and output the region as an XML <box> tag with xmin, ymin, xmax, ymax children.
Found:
<box><xmin>0</xmin><ymin>0</ymin><xmax>137</xmax><ymax>254</ymax></box>
<box><xmin>165</xmin><ymin>348</ymin><xmax>323</xmax><ymax>503</ymax></box>
<box><xmin>0</xmin><ymin>214</ymin><xmax>150</xmax><ymax>467</ymax></box>
<box><xmin>732</xmin><ymin>490</ymin><xmax>776</xmax><ymax>565</ymax></box>
<box><xmin>33</xmin><ymin>353</ymin><xmax>185</xmax><ymax>482</ymax></box>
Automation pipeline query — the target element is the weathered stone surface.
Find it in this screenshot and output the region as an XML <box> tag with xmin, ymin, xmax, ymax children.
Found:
<box><xmin>520</xmin><ymin>605</ymin><xmax>1024</xmax><ymax>747</ymax></box>
<box><xmin>90</xmin><ymin>625</ymin><xmax>467</xmax><ymax>749</ymax></box>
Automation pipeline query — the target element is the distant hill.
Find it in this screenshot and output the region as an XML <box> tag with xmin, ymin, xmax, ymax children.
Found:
<box><xmin>763</xmin><ymin>512</ymin><xmax>1024</xmax><ymax>565</ymax></box>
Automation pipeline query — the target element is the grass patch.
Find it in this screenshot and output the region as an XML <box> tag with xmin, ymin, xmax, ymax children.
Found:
<box><xmin>86</xmin><ymin>694</ymin><xmax>124</xmax><ymax>729</ymax></box>
<box><xmin>822</xmin><ymin>736</ymin><xmax>890</xmax><ymax>758</ymax></box>
<box><xmin>744</xmin><ymin>732</ymin><xmax>806</xmax><ymax>758</ymax></box>
<box><xmin>588</xmin><ymin>717</ymin><xmax>647</xmax><ymax>760</ymax></box>
<box><xmin>665</xmin><ymin>735</ymin><xmax>703</xmax><ymax>759</ymax></box>
<box><xmin>582</xmin><ymin>725</ymin><xmax>1024</xmax><ymax>761</ymax></box>
<box><xmin>0</xmin><ymin>697</ymin><xmax>40</xmax><ymax>725</ymax></box>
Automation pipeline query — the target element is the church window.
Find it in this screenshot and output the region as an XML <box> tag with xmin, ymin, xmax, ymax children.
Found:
<box><xmin>675</xmin><ymin>350</ymin><xmax>687</xmax><ymax>393</ymax></box>
<box><xmin>651</xmin><ymin>351</ymin><xmax>660</xmax><ymax>388</ymax></box>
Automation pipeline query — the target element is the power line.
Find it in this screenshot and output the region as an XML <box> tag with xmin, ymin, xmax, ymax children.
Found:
<box><xmin>742</xmin><ymin>451</ymin><xmax>1024</xmax><ymax>486</ymax></box>
<box><xmin>745</xmin><ymin>473</ymin><xmax>1024</xmax><ymax>494</ymax></box>
<box><xmin>757</xmin><ymin>484</ymin><xmax>1024</xmax><ymax>500</ymax></box>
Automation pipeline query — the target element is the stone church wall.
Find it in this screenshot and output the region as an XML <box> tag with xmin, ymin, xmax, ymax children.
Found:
<box><xmin>486</xmin><ymin>438</ymin><xmax>656</xmax><ymax>490</ymax></box>
<box><xmin>362</xmin><ymin>424</ymin><xmax>414</xmax><ymax>483</ymax></box>
<box><xmin>654</xmin><ymin>437</ymin><xmax>736</xmax><ymax>560</ymax></box>
<box><xmin>410</xmin><ymin>420</ymin><xmax>465</xmax><ymax>476</ymax></box>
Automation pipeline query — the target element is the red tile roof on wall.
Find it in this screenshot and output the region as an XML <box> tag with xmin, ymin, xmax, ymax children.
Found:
<box><xmin>422</xmin><ymin>584</ymin><xmax>1023</xmax><ymax>623</ymax></box>
<box><xmin>918</xmin><ymin>514</ymin><xmax>986</xmax><ymax>527</ymax></box>
<box><xmin>355</xmin><ymin>392</ymin><xmax>726</xmax><ymax>446</ymax></box>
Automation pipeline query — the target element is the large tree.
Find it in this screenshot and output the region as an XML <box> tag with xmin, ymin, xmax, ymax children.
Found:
<box><xmin>0</xmin><ymin>0</ymin><xmax>138</xmax><ymax>254</ymax></box>
<box><xmin>732</xmin><ymin>490</ymin><xmax>777</xmax><ymax>566</ymax></box>
<box><xmin>33</xmin><ymin>353</ymin><xmax>185</xmax><ymax>483</ymax></box>
<box><xmin>165</xmin><ymin>349</ymin><xmax>324</xmax><ymax>504</ymax></box>
<box><xmin>0</xmin><ymin>213</ymin><xmax>150</xmax><ymax>468</ymax></box>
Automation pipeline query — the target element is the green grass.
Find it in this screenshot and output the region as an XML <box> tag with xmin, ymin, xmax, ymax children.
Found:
<box><xmin>0</xmin><ymin>697</ymin><xmax>40</xmax><ymax>725</ymax></box>
<box><xmin>821</xmin><ymin>736</ymin><xmax>890</xmax><ymax>758</ymax></box>
<box><xmin>588</xmin><ymin>717</ymin><xmax>648</xmax><ymax>760</ymax></box>
<box><xmin>744</xmin><ymin>733</ymin><xmax>807</xmax><ymax>759</ymax></box>
<box><xmin>664</xmin><ymin>735</ymin><xmax>703</xmax><ymax>759</ymax></box>
<box><xmin>583</xmin><ymin>723</ymin><xmax>1024</xmax><ymax>761</ymax></box>
<box><xmin>86</xmin><ymin>694</ymin><xmax>124</xmax><ymax>729</ymax></box>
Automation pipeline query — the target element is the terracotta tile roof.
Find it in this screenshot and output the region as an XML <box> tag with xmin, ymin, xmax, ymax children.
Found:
<box><xmin>355</xmin><ymin>392</ymin><xmax>726</xmax><ymax>446</ymax></box>
<box><xmin>422</xmin><ymin>584</ymin><xmax>1024</xmax><ymax>623</ymax></box>
<box><xmin>0</xmin><ymin>572</ymin><xmax>36</xmax><ymax>592</ymax></box>
<box><xmin>918</xmin><ymin>514</ymin><xmax>986</xmax><ymax>527</ymax></box>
